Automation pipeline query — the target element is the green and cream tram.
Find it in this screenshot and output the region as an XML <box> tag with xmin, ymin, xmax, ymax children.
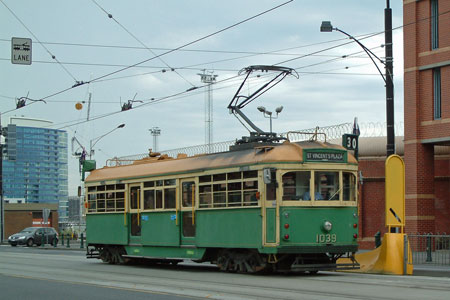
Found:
<box><xmin>85</xmin><ymin>139</ymin><xmax>359</xmax><ymax>273</ymax></box>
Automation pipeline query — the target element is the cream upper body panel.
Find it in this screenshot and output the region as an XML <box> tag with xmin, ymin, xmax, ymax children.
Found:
<box><xmin>85</xmin><ymin>141</ymin><xmax>356</xmax><ymax>184</ymax></box>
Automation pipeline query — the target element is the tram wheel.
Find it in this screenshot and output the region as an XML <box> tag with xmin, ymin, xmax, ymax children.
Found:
<box><xmin>217</xmin><ymin>250</ymin><xmax>266</xmax><ymax>274</ymax></box>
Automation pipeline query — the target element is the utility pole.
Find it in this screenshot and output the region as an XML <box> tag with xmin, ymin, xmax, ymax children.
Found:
<box><xmin>87</xmin><ymin>92</ymin><xmax>92</xmax><ymax>121</ymax></box>
<box><xmin>385</xmin><ymin>0</ymin><xmax>395</xmax><ymax>156</ymax></box>
<box><xmin>0</xmin><ymin>113</ymin><xmax>4</xmax><ymax>242</ymax></box>
<box><xmin>149</xmin><ymin>127</ymin><xmax>161</xmax><ymax>152</ymax></box>
<box><xmin>198</xmin><ymin>71</ymin><xmax>218</xmax><ymax>153</ymax></box>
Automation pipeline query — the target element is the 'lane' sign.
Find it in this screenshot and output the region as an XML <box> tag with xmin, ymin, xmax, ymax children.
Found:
<box><xmin>11</xmin><ymin>37</ymin><xmax>32</xmax><ymax>65</ymax></box>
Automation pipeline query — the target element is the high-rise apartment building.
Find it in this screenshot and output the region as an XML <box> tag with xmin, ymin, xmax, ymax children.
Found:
<box><xmin>2</xmin><ymin>117</ymin><xmax>69</xmax><ymax>225</ymax></box>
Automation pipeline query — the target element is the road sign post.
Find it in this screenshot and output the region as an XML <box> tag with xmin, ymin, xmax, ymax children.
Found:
<box><xmin>11</xmin><ymin>37</ymin><xmax>32</xmax><ymax>65</ymax></box>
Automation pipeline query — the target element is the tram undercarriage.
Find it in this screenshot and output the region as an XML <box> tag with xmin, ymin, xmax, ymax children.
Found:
<box><xmin>87</xmin><ymin>245</ymin><xmax>359</xmax><ymax>274</ymax></box>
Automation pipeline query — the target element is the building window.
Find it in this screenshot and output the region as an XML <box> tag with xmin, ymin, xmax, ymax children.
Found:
<box><xmin>431</xmin><ymin>0</ymin><xmax>439</xmax><ymax>50</ymax></box>
<box><xmin>433</xmin><ymin>68</ymin><xmax>441</xmax><ymax>120</ymax></box>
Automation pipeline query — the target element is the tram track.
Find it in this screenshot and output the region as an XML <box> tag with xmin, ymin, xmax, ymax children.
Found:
<box><xmin>1</xmin><ymin>250</ymin><xmax>449</xmax><ymax>299</ymax></box>
<box><xmin>2</xmin><ymin>251</ymin><xmax>449</xmax><ymax>293</ymax></box>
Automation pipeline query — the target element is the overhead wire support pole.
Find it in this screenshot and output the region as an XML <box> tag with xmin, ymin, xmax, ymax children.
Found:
<box><xmin>385</xmin><ymin>0</ymin><xmax>395</xmax><ymax>156</ymax></box>
<box><xmin>0</xmin><ymin>113</ymin><xmax>3</xmax><ymax>243</ymax></box>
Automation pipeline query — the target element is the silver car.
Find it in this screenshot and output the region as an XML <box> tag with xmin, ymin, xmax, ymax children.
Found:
<box><xmin>8</xmin><ymin>227</ymin><xmax>58</xmax><ymax>247</ymax></box>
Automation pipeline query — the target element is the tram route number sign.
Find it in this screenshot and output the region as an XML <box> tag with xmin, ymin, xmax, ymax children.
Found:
<box><xmin>342</xmin><ymin>134</ymin><xmax>358</xmax><ymax>151</ymax></box>
<box><xmin>11</xmin><ymin>37</ymin><xmax>32</xmax><ymax>65</ymax></box>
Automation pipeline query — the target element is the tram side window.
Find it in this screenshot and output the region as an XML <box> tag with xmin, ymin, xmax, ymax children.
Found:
<box><xmin>282</xmin><ymin>171</ymin><xmax>310</xmax><ymax>201</ymax></box>
<box><xmin>86</xmin><ymin>184</ymin><xmax>126</xmax><ymax>213</ymax></box>
<box><xmin>343</xmin><ymin>172</ymin><xmax>357</xmax><ymax>201</ymax></box>
<box><xmin>143</xmin><ymin>190</ymin><xmax>155</xmax><ymax>209</ymax></box>
<box><xmin>164</xmin><ymin>188</ymin><xmax>176</xmax><ymax>209</ymax></box>
<box><xmin>315</xmin><ymin>171</ymin><xmax>339</xmax><ymax>200</ymax></box>
<box><xmin>143</xmin><ymin>179</ymin><xmax>176</xmax><ymax>210</ymax></box>
<box><xmin>198</xmin><ymin>170</ymin><xmax>258</xmax><ymax>208</ymax></box>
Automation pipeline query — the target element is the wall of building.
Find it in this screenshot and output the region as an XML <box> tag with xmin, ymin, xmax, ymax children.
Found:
<box><xmin>403</xmin><ymin>0</ymin><xmax>450</xmax><ymax>237</ymax></box>
<box><xmin>4</xmin><ymin>203</ymin><xmax>59</xmax><ymax>238</ymax></box>
<box><xmin>357</xmin><ymin>137</ymin><xmax>450</xmax><ymax>249</ymax></box>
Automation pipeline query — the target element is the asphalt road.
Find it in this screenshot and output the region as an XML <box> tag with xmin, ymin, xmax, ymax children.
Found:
<box><xmin>1</xmin><ymin>245</ymin><xmax>449</xmax><ymax>300</ymax></box>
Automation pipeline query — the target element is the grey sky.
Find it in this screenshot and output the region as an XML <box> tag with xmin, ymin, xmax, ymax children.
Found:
<box><xmin>1</xmin><ymin>0</ymin><xmax>404</xmax><ymax>195</ymax></box>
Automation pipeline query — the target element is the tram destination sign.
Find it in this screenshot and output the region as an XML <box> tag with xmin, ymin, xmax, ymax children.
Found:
<box><xmin>304</xmin><ymin>149</ymin><xmax>347</xmax><ymax>163</ymax></box>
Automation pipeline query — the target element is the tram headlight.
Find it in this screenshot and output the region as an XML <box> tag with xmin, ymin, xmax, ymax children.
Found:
<box><xmin>323</xmin><ymin>221</ymin><xmax>333</xmax><ymax>232</ymax></box>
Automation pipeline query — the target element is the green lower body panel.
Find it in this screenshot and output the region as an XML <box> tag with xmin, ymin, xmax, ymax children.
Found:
<box><xmin>125</xmin><ymin>245</ymin><xmax>206</xmax><ymax>260</ymax></box>
<box><xmin>195</xmin><ymin>208</ymin><xmax>262</xmax><ymax>248</ymax></box>
<box><xmin>86</xmin><ymin>213</ymin><xmax>128</xmax><ymax>245</ymax></box>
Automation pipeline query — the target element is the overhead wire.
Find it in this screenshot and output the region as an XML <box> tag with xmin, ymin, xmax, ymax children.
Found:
<box><xmin>49</xmin><ymin>52</ymin><xmax>381</xmax><ymax>130</ymax></box>
<box><xmin>6</xmin><ymin>1</ymin><xmax>442</xmax><ymax>126</ymax></box>
<box><xmin>0</xmin><ymin>0</ymin><xmax>78</xmax><ymax>82</ymax></box>
<box><xmin>0</xmin><ymin>0</ymin><xmax>294</xmax><ymax>115</ymax></box>
<box><xmin>90</xmin><ymin>0</ymin><xmax>196</xmax><ymax>87</ymax></box>
<box><xmin>1</xmin><ymin>35</ymin><xmax>384</xmax><ymax>119</ymax></box>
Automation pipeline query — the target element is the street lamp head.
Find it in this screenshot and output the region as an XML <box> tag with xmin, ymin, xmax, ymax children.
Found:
<box><xmin>257</xmin><ymin>106</ymin><xmax>266</xmax><ymax>113</ymax></box>
<box><xmin>275</xmin><ymin>106</ymin><xmax>283</xmax><ymax>114</ymax></box>
<box><xmin>320</xmin><ymin>21</ymin><xmax>334</xmax><ymax>32</ymax></box>
<box><xmin>117</xmin><ymin>124</ymin><xmax>125</xmax><ymax>128</ymax></box>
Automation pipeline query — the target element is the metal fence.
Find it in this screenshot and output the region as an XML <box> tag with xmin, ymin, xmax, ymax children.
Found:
<box><xmin>106</xmin><ymin>121</ymin><xmax>405</xmax><ymax>167</ymax></box>
<box><xmin>408</xmin><ymin>233</ymin><xmax>450</xmax><ymax>266</ymax></box>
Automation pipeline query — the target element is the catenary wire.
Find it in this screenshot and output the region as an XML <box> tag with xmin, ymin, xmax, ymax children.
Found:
<box><xmin>0</xmin><ymin>0</ymin><xmax>78</xmax><ymax>82</ymax></box>
<box><xmin>90</xmin><ymin>0</ymin><xmax>196</xmax><ymax>87</ymax></box>
<box><xmin>0</xmin><ymin>0</ymin><xmax>294</xmax><ymax>114</ymax></box>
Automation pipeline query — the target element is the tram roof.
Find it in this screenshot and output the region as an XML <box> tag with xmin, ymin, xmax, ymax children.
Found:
<box><xmin>85</xmin><ymin>140</ymin><xmax>356</xmax><ymax>184</ymax></box>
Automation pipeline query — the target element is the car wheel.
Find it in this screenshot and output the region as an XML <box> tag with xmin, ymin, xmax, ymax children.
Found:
<box><xmin>26</xmin><ymin>238</ymin><xmax>34</xmax><ymax>247</ymax></box>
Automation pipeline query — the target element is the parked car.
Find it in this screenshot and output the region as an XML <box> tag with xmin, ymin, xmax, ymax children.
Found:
<box><xmin>8</xmin><ymin>227</ymin><xmax>58</xmax><ymax>247</ymax></box>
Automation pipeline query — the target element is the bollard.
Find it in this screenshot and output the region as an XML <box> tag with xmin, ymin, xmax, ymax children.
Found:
<box><xmin>403</xmin><ymin>234</ymin><xmax>408</xmax><ymax>275</ymax></box>
<box><xmin>61</xmin><ymin>234</ymin><xmax>65</xmax><ymax>246</ymax></box>
<box><xmin>41</xmin><ymin>231</ymin><xmax>45</xmax><ymax>247</ymax></box>
<box><xmin>67</xmin><ymin>236</ymin><xmax>70</xmax><ymax>248</ymax></box>
<box><xmin>80</xmin><ymin>233</ymin><xmax>84</xmax><ymax>248</ymax></box>
<box><xmin>54</xmin><ymin>233</ymin><xmax>58</xmax><ymax>247</ymax></box>
<box><xmin>426</xmin><ymin>234</ymin><xmax>432</xmax><ymax>262</ymax></box>
<box><xmin>374</xmin><ymin>231</ymin><xmax>381</xmax><ymax>248</ymax></box>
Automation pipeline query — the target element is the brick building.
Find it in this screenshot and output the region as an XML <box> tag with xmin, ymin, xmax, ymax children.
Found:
<box><xmin>4</xmin><ymin>203</ymin><xmax>59</xmax><ymax>238</ymax></box>
<box><xmin>403</xmin><ymin>0</ymin><xmax>450</xmax><ymax>235</ymax></box>
<box><xmin>356</xmin><ymin>137</ymin><xmax>449</xmax><ymax>249</ymax></box>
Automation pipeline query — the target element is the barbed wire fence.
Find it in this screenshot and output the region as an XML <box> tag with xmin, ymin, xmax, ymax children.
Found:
<box><xmin>106</xmin><ymin>121</ymin><xmax>404</xmax><ymax>167</ymax></box>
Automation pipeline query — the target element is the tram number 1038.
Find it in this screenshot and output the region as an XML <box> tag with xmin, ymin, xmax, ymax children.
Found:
<box><xmin>316</xmin><ymin>233</ymin><xmax>337</xmax><ymax>243</ymax></box>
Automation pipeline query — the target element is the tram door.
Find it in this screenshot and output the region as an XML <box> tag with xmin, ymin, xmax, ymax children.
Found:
<box><xmin>180</xmin><ymin>179</ymin><xmax>196</xmax><ymax>245</ymax></box>
<box><xmin>128</xmin><ymin>184</ymin><xmax>142</xmax><ymax>244</ymax></box>
<box><xmin>264</xmin><ymin>169</ymin><xmax>278</xmax><ymax>245</ymax></box>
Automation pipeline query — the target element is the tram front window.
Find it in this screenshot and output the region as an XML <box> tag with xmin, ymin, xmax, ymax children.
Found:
<box><xmin>315</xmin><ymin>171</ymin><xmax>339</xmax><ymax>200</ymax></box>
<box><xmin>282</xmin><ymin>171</ymin><xmax>310</xmax><ymax>201</ymax></box>
<box><xmin>343</xmin><ymin>172</ymin><xmax>357</xmax><ymax>201</ymax></box>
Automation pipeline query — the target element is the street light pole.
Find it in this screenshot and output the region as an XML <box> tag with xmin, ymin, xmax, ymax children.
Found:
<box><xmin>89</xmin><ymin>124</ymin><xmax>125</xmax><ymax>159</ymax></box>
<box><xmin>385</xmin><ymin>0</ymin><xmax>395</xmax><ymax>156</ymax></box>
<box><xmin>321</xmin><ymin>0</ymin><xmax>395</xmax><ymax>156</ymax></box>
